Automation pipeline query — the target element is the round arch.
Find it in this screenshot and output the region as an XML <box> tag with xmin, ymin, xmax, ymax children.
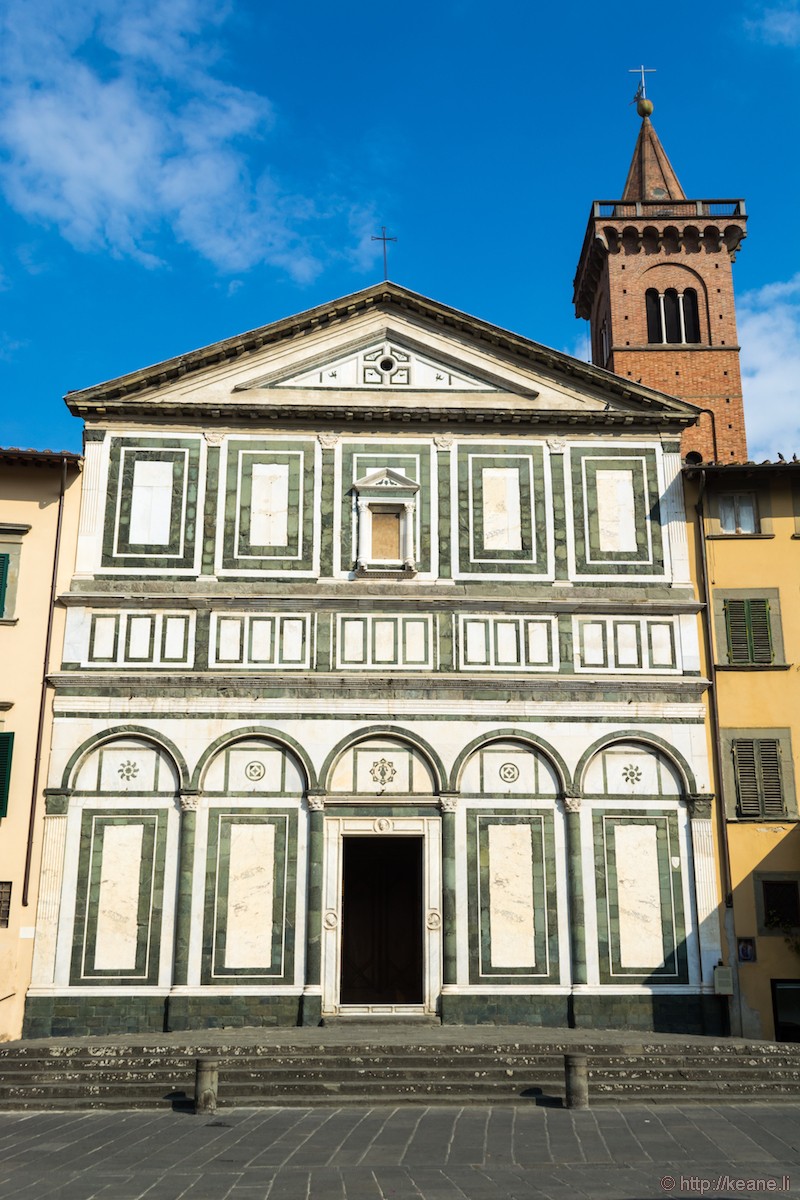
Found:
<box><xmin>450</xmin><ymin>728</ymin><xmax>571</xmax><ymax>794</ymax></box>
<box><xmin>190</xmin><ymin>725</ymin><xmax>316</xmax><ymax>792</ymax></box>
<box><xmin>61</xmin><ymin>725</ymin><xmax>189</xmax><ymax>792</ymax></box>
<box><xmin>574</xmin><ymin>730</ymin><xmax>698</xmax><ymax>797</ymax></box>
<box><xmin>320</xmin><ymin>725</ymin><xmax>446</xmax><ymax>795</ymax></box>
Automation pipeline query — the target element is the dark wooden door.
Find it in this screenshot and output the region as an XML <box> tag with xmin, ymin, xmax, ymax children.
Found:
<box><xmin>340</xmin><ymin>837</ymin><xmax>423</xmax><ymax>1005</ymax></box>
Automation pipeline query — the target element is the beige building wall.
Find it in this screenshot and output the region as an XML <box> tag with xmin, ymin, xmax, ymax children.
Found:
<box><xmin>0</xmin><ymin>452</ymin><xmax>81</xmax><ymax>1041</ymax></box>
<box><xmin>689</xmin><ymin>468</ymin><xmax>800</xmax><ymax>1040</ymax></box>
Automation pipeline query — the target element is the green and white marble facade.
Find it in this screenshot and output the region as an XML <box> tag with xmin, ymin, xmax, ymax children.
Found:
<box><xmin>26</xmin><ymin>286</ymin><xmax>721</xmax><ymax>1036</ymax></box>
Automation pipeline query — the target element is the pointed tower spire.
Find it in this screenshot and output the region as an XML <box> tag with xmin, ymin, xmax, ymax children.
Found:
<box><xmin>621</xmin><ymin>99</ymin><xmax>686</xmax><ymax>202</ymax></box>
<box><xmin>572</xmin><ymin>95</ymin><xmax>749</xmax><ymax>462</ymax></box>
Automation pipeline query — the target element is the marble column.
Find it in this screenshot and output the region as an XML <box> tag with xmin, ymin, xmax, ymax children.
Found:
<box><xmin>171</xmin><ymin>790</ymin><xmax>199</xmax><ymax>988</ymax></box>
<box><xmin>563</xmin><ymin>794</ymin><xmax>587</xmax><ymax>987</ymax></box>
<box><xmin>302</xmin><ymin>792</ymin><xmax>325</xmax><ymax>1025</ymax></box>
<box><xmin>439</xmin><ymin>794</ymin><xmax>458</xmax><ymax>986</ymax></box>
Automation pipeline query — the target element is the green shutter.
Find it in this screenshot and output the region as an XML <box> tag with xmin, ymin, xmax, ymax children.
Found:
<box><xmin>0</xmin><ymin>554</ymin><xmax>8</xmax><ymax>618</ymax></box>
<box><xmin>724</xmin><ymin>599</ymin><xmax>773</xmax><ymax>665</ymax></box>
<box><xmin>0</xmin><ymin>732</ymin><xmax>14</xmax><ymax>818</ymax></box>
<box><xmin>733</xmin><ymin>737</ymin><xmax>784</xmax><ymax>818</ymax></box>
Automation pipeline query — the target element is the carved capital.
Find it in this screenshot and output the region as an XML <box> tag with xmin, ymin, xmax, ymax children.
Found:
<box><xmin>686</xmin><ymin>793</ymin><xmax>714</xmax><ymax>820</ymax></box>
<box><xmin>563</xmin><ymin>795</ymin><xmax>583</xmax><ymax>815</ymax></box>
<box><xmin>204</xmin><ymin>431</ymin><xmax>225</xmax><ymax>447</ymax></box>
<box><xmin>44</xmin><ymin>792</ymin><xmax>70</xmax><ymax>816</ymax></box>
<box><xmin>307</xmin><ymin>794</ymin><xmax>326</xmax><ymax>812</ymax></box>
<box><xmin>318</xmin><ymin>433</ymin><xmax>339</xmax><ymax>449</ymax></box>
<box><xmin>434</xmin><ymin>434</ymin><xmax>453</xmax><ymax>450</ymax></box>
<box><xmin>547</xmin><ymin>437</ymin><xmax>567</xmax><ymax>455</ymax></box>
<box><xmin>179</xmin><ymin>791</ymin><xmax>200</xmax><ymax>813</ymax></box>
<box><xmin>439</xmin><ymin>795</ymin><xmax>459</xmax><ymax>814</ymax></box>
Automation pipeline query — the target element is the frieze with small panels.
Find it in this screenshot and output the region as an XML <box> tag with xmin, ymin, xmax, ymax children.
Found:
<box><xmin>92</xmin><ymin>433</ymin><xmax>674</xmax><ymax>584</ymax></box>
<box><xmin>62</xmin><ymin>605</ymin><xmax>684</xmax><ymax>676</ymax></box>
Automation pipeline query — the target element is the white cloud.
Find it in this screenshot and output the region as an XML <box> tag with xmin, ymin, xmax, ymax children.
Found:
<box><xmin>739</xmin><ymin>273</ymin><xmax>800</xmax><ymax>460</ymax></box>
<box><xmin>0</xmin><ymin>0</ymin><xmax>369</xmax><ymax>281</ymax></box>
<box><xmin>745</xmin><ymin>3</ymin><xmax>800</xmax><ymax>46</ymax></box>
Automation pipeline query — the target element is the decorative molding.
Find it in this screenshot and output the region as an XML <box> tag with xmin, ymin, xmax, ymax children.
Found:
<box><xmin>426</xmin><ymin>911</ymin><xmax>442</xmax><ymax>930</ymax></box>
<box><xmin>686</xmin><ymin>793</ymin><xmax>714</xmax><ymax>820</ymax></box>
<box><xmin>373</xmin><ymin>817</ymin><xmax>392</xmax><ymax>833</ymax></box>
<box><xmin>179</xmin><ymin>791</ymin><xmax>200</xmax><ymax>813</ymax></box>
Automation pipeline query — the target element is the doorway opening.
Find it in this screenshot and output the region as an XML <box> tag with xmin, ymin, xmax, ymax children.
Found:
<box><xmin>772</xmin><ymin>979</ymin><xmax>800</xmax><ymax>1042</ymax></box>
<box><xmin>340</xmin><ymin>836</ymin><xmax>423</xmax><ymax>1005</ymax></box>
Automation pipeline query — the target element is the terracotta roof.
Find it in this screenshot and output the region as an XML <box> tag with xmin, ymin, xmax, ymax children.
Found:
<box><xmin>621</xmin><ymin>117</ymin><xmax>686</xmax><ymax>203</ymax></box>
<box><xmin>0</xmin><ymin>447</ymin><xmax>82</xmax><ymax>466</ymax></box>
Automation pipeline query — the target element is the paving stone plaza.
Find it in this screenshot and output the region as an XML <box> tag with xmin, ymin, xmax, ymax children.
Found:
<box><xmin>2</xmin><ymin>1102</ymin><xmax>799</xmax><ymax>1200</ymax></box>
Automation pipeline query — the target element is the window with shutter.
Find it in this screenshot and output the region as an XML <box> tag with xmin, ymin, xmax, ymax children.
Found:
<box><xmin>733</xmin><ymin>738</ymin><xmax>784</xmax><ymax>818</ymax></box>
<box><xmin>0</xmin><ymin>554</ymin><xmax>8</xmax><ymax>617</ymax></box>
<box><xmin>724</xmin><ymin>599</ymin><xmax>773</xmax><ymax>664</ymax></box>
<box><xmin>0</xmin><ymin>732</ymin><xmax>13</xmax><ymax>819</ymax></box>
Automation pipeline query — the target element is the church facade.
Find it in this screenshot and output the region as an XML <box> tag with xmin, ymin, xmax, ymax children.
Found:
<box><xmin>23</xmin><ymin>282</ymin><xmax>726</xmax><ymax>1037</ymax></box>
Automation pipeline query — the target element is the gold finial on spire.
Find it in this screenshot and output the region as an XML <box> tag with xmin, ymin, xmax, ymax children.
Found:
<box><xmin>629</xmin><ymin>64</ymin><xmax>656</xmax><ymax>116</ymax></box>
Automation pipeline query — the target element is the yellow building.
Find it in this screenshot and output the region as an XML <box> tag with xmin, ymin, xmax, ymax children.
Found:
<box><xmin>687</xmin><ymin>460</ymin><xmax>800</xmax><ymax>1040</ymax></box>
<box><xmin>0</xmin><ymin>448</ymin><xmax>81</xmax><ymax>1041</ymax></box>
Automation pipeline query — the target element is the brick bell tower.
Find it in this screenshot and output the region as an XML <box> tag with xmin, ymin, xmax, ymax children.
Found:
<box><xmin>573</xmin><ymin>96</ymin><xmax>748</xmax><ymax>462</ymax></box>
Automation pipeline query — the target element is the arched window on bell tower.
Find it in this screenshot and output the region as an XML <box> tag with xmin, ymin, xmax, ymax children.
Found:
<box><xmin>646</xmin><ymin>286</ymin><xmax>702</xmax><ymax>345</ymax></box>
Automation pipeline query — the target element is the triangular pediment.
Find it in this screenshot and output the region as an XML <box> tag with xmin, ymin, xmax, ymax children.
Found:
<box><xmin>246</xmin><ymin>337</ymin><xmax>501</xmax><ymax>393</ymax></box>
<box><xmin>65</xmin><ymin>281</ymin><xmax>700</xmax><ymax>432</ymax></box>
<box><xmin>353</xmin><ymin>468</ymin><xmax>420</xmax><ymax>493</ymax></box>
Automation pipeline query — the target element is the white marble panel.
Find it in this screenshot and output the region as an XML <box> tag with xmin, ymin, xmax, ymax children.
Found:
<box><xmin>596</xmin><ymin>469</ymin><xmax>638</xmax><ymax>553</ymax></box>
<box><xmin>526</xmin><ymin>621</ymin><xmax>550</xmax><ymax>664</ymax></box>
<box><xmin>482</xmin><ymin>468</ymin><xmax>522</xmax><ymax>550</ymax></box>
<box><xmin>99</xmin><ymin>747</ymin><xmax>157</xmax><ymax>792</ymax></box>
<box><xmin>250</xmin><ymin>463</ymin><xmax>289</xmax><ymax>547</ymax></box>
<box><xmin>227</xmin><ymin>748</ymin><xmax>285</xmax><ymax>792</ymax></box>
<box><xmin>91</xmin><ymin>616</ymin><xmax>118</xmax><ymax>661</ymax></box>
<box><xmin>581</xmin><ymin>622</ymin><xmax>606</xmax><ymax>666</ymax></box>
<box><xmin>93</xmin><ymin>823</ymin><xmax>144</xmax><ymax>971</ymax></box>
<box><xmin>404</xmin><ymin>620</ymin><xmax>428</xmax><ymax>664</ymax></box>
<box><xmin>342</xmin><ymin>619</ymin><xmax>366</xmax><ymax>663</ymax></box>
<box><xmin>464</xmin><ymin>620</ymin><xmax>488</xmax><ymax>664</ymax></box>
<box><xmin>615</xmin><ymin>623</ymin><xmax>640</xmax><ymax>666</ymax></box>
<box><xmin>488</xmin><ymin>824</ymin><xmax>535</xmax><ymax>968</ymax></box>
<box><xmin>127</xmin><ymin>616</ymin><xmax>153</xmax><ymax>661</ymax></box>
<box><xmin>495</xmin><ymin>621</ymin><xmax>521</xmax><ymax>665</ymax></box>
<box><xmin>250</xmin><ymin>619</ymin><xmax>273</xmax><ymax>663</ymax></box>
<box><xmin>354</xmin><ymin>748</ymin><xmax>410</xmax><ymax>792</ymax></box>
<box><xmin>64</xmin><ymin>608</ymin><xmax>91</xmax><ymax>663</ymax></box>
<box><xmin>163</xmin><ymin>616</ymin><xmax>187</xmax><ymax>661</ymax></box>
<box><xmin>224</xmin><ymin>822</ymin><xmax>275</xmax><ymax>968</ymax></box>
<box><xmin>614</xmin><ymin>823</ymin><xmax>665</xmax><ymax>969</ymax></box>
<box><xmin>649</xmin><ymin>623</ymin><xmax>674</xmax><ymax>667</ymax></box>
<box><xmin>281</xmin><ymin>618</ymin><xmax>305</xmax><ymax>663</ymax></box>
<box><xmin>129</xmin><ymin>459</ymin><xmax>174</xmax><ymax>546</ymax></box>
<box><xmin>373</xmin><ymin>619</ymin><xmax>397</xmax><ymax>663</ymax></box>
<box><xmin>217</xmin><ymin>617</ymin><xmax>243</xmax><ymax>662</ymax></box>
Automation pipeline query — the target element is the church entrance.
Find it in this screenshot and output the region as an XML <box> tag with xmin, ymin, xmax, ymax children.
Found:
<box><xmin>340</xmin><ymin>836</ymin><xmax>423</xmax><ymax>1005</ymax></box>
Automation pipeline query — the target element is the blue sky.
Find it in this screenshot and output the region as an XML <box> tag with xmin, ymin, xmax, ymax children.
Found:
<box><xmin>1</xmin><ymin>0</ymin><xmax>798</xmax><ymax>459</ymax></box>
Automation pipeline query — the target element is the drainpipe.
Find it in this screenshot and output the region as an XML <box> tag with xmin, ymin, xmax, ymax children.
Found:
<box><xmin>691</xmin><ymin>465</ymin><xmax>740</xmax><ymax>1033</ymax></box>
<box><xmin>22</xmin><ymin>456</ymin><xmax>69</xmax><ymax>906</ymax></box>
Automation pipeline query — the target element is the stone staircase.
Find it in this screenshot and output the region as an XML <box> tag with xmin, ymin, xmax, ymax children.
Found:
<box><xmin>2</xmin><ymin>1036</ymin><xmax>800</xmax><ymax>1110</ymax></box>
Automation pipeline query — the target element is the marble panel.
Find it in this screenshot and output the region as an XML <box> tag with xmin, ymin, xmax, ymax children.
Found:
<box><xmin>91</xmin><ymin>616</ymin><xmax>118</xmax><ymax>661</ymax></box>
<box><xmin>615</xmin><ymin>622</ymin><xmax>640</xmax><ymax>666</ymax></box>
<box><xmin>129</xmin><ymin>459</ymin><xmax>174</xmax><ymax>545</ymax></box>
<box><xmin>127</xmin><ymin>616</ymin><xmax>153</xmax><ymax>660</ymax></box>
<box><xmin>250</xmin><ymin>463</ymin><xmax>289</xmax><ymax>547</ymax></box>
<box><xmin>488</xmin><ymin>824</ymin><xmax>535</xmax><ymax>969</ymax></box>
<box><xmin>482</xmin><ymin>467</ymin><xmax>522</xmax><ymax>551</ymax></box>
<box><xmin>614</xmin><ymin>823</ymin><xmax>665</xmax><ymax>970</ymax></box>
<box><xmin>404</xmin><ymin>619</ymin><xmax>428</xmax><ymax>664</ymax></box>
<box><xmin>526</xmin><ymin>621</ymin><xmax>550</xmax><ymax>664</ymax></box>
<box><xmin>650</xmin><ymin>622</ymin><xmax>675</xmax><ymax>667</ymax></box>
<box><xmin>163</xmin><ymin>616</ymin><xmax>187</xmax><ymax>660</ymax></box>
<box><xmin>281</xmin><ymin>618</ymin><xmax>305</xmax><ymax>663</ymax></box>
<box><xmin>596</xmin><ymin>468</ymin><xmax>638</xmax><ymax>553</ymax></box>
<box><xmin>217</xmin><ymin>617</ymin><xmax>243</xmax><ymax>662</ymax></box>
<box><xmin>93</xmin><ymin>823</ymin><xmax>144</xmax><ymax>971</ymax></box>
<box><xmin>224</xmin><ymin>823</ymin><xmax>275</xmax><ymax>969</ymax></box>
<box><xmin>250</xmin><ymin>619</ymin><xmax>273</xmax><ymax>663</ymax></box>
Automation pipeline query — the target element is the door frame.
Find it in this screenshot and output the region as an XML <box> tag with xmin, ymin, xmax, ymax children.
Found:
<box><xmin>321</xmin><ymin>814</ymin><xmax>442</xmax><ymax>1016</ymax></box>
